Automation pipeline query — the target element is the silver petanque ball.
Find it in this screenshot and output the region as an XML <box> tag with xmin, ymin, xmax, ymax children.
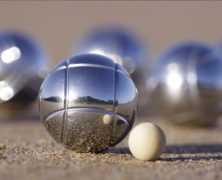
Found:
<box><xmin>73</xmin><ymin>26</ymin><xmax>146</xmax><ymax>87</ymax></box>
<box><xmin>39</xmin><ymin>54</ymin><xmax>138</xmax><ymax>152</ymax></box>
<box><xmin>148</xmin><ymin>42</ymin><xmax>222</xmax><ymax>126</ymax></box>
<box><xmin>0</xmin><ymin>31</ymin><xmax>49</xmax><ymax>117</ymax></box>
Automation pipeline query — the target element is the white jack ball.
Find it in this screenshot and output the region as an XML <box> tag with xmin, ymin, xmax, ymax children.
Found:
<box><xmin>128</xmin><ymin>122</ymin><xmax>166</xmax><ymax>161</ymax></box>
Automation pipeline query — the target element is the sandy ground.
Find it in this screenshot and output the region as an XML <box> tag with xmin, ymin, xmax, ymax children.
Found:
<box><xmin>0</xmin><ymin>116</ymin><xmax>221</xmax><ymax>180</ymax></box>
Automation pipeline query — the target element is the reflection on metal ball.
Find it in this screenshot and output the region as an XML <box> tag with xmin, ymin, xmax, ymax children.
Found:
<box><xmin>72</xmin><ymin>26</ymin><xmax>146</xmax><ymax>87</ymax></box>
<box><xmin>0</xmin><ymin>31</ymin><xmax>49</xmax><ymax>117</ymax></box>
<box><xmin>148</xmin><ymin>42</ymin><xmax>222</xmax><ymax>125</ymax></box>
<box><xmin>39</xmin><ymin>54</ymin><xmax>138</xmax><ymax>152</ymax></box>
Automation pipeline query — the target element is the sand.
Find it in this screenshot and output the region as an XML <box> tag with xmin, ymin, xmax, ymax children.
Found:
<box><xmin>0</xmin><ymin>116</ymin><xmax>221</xmax><ymax>180</ymax></box>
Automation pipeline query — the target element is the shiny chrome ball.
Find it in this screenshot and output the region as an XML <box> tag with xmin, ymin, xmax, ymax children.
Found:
<box><xmin>0</xmin><ymin>31</ymin><xmax>49</xmax><ymax>116</ymax></box>
<box><xmin>73</xmin><ymin>26</ymin><xmax>146</xmax><ymax>87</ymax></box>
<box><xmin>148</xmin><ymin>42</ymin><xmax>222</xmax><ymax>125</ymax></box>
<box><xmin>39</xmin><ymin>54</ymin><xmax>138</xmax><ymax>152</ymax></box>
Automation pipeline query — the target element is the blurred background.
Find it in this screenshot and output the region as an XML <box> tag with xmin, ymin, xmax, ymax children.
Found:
<box><xmin>1</xmin><ymin>1</ymin><xmax>222</xmax><ymax>65</ymax></box>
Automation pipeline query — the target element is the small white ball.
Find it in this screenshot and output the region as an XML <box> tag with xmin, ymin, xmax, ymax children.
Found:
<box><xmin>103</xmin><ymin>114</ymin><xmax>113</xmax><ymax>125</ymax></box>
<box><xmin>128</xmin><ymin>122</ymin><xmax>166</xmax><ymax>161</ymax></box>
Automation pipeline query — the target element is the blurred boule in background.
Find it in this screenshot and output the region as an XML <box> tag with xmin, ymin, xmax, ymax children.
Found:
<box><xmin>0</xmin><ymin>30</ymin><xmax>50</xmax><ymax>119</ymax></box>
<box><xmin>147</xmin><ymin>42</ymin><xmax>222</xmax><ymax>126</ymax></box>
